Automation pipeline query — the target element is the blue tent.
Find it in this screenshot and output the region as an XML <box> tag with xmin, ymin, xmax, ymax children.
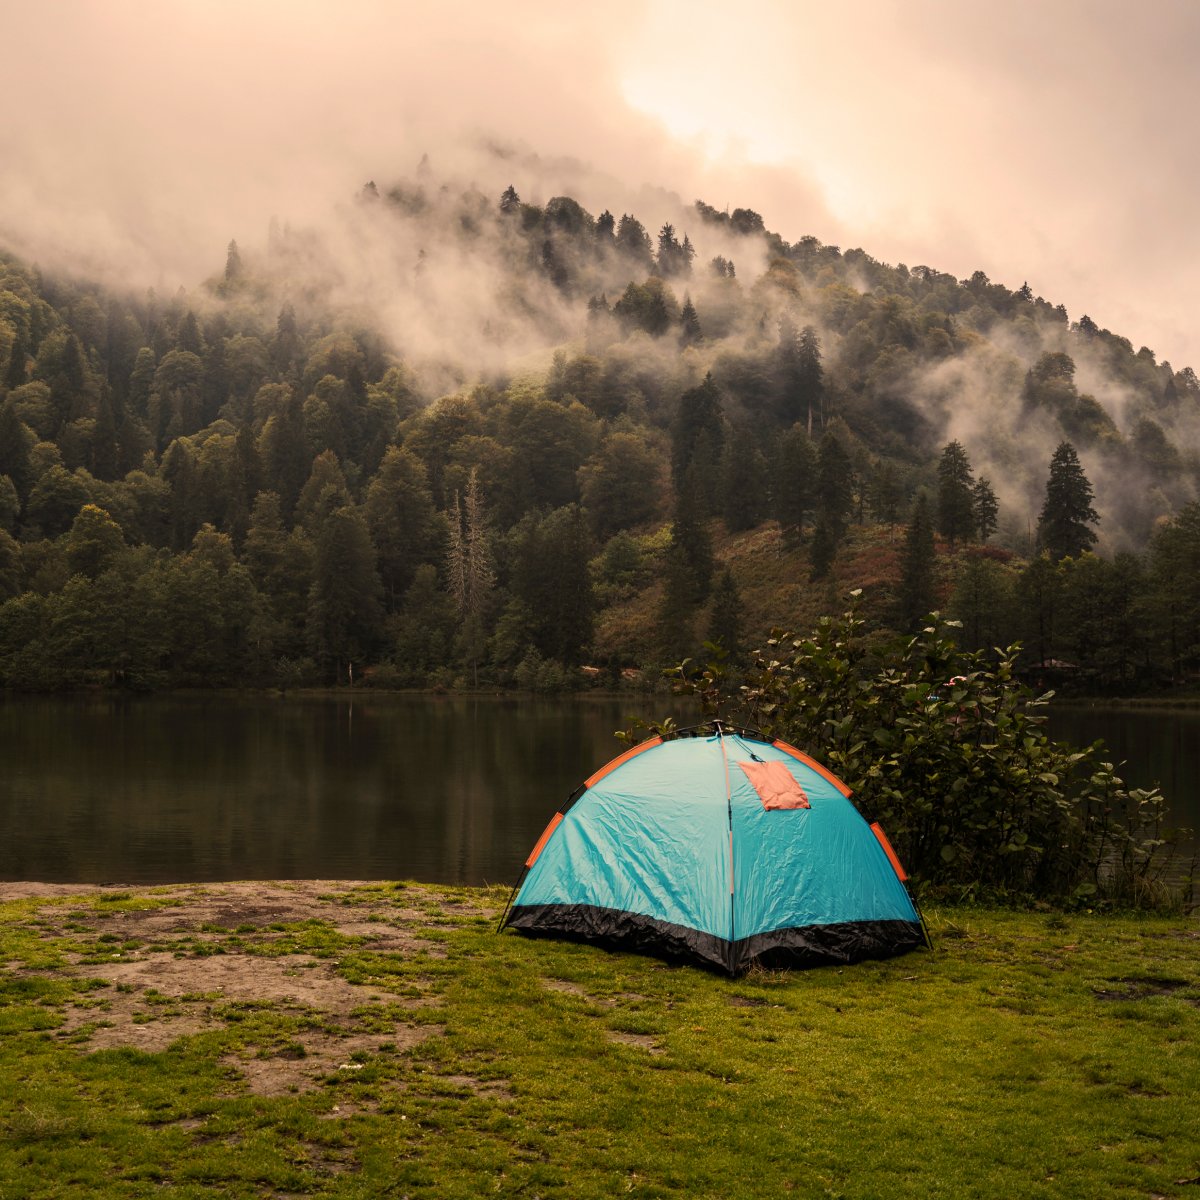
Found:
<box><xmin>501</xmin><ymin>728</ymin><xmax>925</xmax><ymax>974</ymax></box>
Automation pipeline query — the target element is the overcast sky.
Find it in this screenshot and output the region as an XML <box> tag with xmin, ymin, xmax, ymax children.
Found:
<box><xmin>2</xmin><ymin>0</ymin><xmax>1196</xmax><ymax>370</ymax></box>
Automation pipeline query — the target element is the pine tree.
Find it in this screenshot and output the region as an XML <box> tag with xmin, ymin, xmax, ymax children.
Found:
<box><xmin>671</xmin><ymin>373</ymin><xmax>725</xmax><ymax>513</ymax></box>
<box><xmin>509</xmin><ymin>505</ymin><xmax>594</xmax><ymax>666</ymax></box>
<box><xmin>797</xmin><ymin>326</ymin><xmax>824</xmax><ymax>432</ymax></box>
<box><xmin>446</xmin><ymin>467</ymin><xmax>495</xmax><ymax>684</ymax></box>
<box><xmin>936</xmin><ymin>440</ymin><xmax>976</xmax><ymax>546</ymax></box>
<box><xmin>815</xmin><ymin>431</ymin><xmax>853</xmax><ymax>542</ymax></box>
<box><xmin>307</xmin><ymin>505</ymin><xmax>383</xmax><ymax>682</ymax></box>
<box><xmin>808</xmin><ymin>518</ymin><xmax>836</xmax><ymax>581</ymax></box>
<box><xmin>4</xmin><ymin>327</ymin><xmax>27</xmax><ymax>388</ymax></box>
<box><xmin>499</xmin><ymin>185</ymin><xmax>521</xmax><ymax>214</ymax></box>
<box><xmin>671</xmin><ymin>466</ymin><xmax>714</xmax><ymax>603</ymax></box>
<box><xmin>973</xmin><ymin>477</ymin><xmax>999</xmax><ymax>542</ymax></box>
<box><xmin>896</xmin><ymin>491</ymin><xmax>937</xmax><ymax>630</ymax></box>
<box><xmin>656</xmin><ymin>547</ymin><xmax>697</xmax><ymax>666</ymax></box>
<box><xmin>680</xmin><ymin>234</ymin><xmax>695</xmax><ymax>276</ymax></box>
<box><xmin>90</xmin><ymin>385</ymin><xmax>119</xmax><ymax>481</ymax></box>
<box><xmin>224</xmin><ymin>240</ymin><xmax>243</xmax><ymax>284</ymax></box>
<box><xmin>0</xmin><ymin>399</ymin><xmax>33</xmax><ymax>499</ymax></box>
<box><xmin>869</xmin><ymin>460</ymin><xmax>904</xmax><ymax>536</ymax></box>
<box><xmin>774</xmin><ymin>424</ymin><xmax>818</xmax><ymax>544</ymax></box>
<box><xmin>719</xmin><ymin>425</ymin><xmax>768</xmax><ymax>532</ymax></box>
<box><xmin>656</xmin><ymin>223</ymin><xmax>683</xmax><ymax>277</ymax></box>
<box><xmin>707</xmin><ymin>567</ymin><xmax>744</xmax><ymax>663</ymax></box>
<box><xmin>1038</xmin><ymin>441</ymin><xmax>1099</xmax><ymax>560</ymax></box>
<box><xmin>680</xmin><ymin>294</ymin><xmax>701</xmax><ymax>345</ymax></box>
<box><xmin>614</xmin><ymin>214</ymin><xmax>654</xmax><ymax>271</ymax></box>
<box><xmin>175</xmin><ymin>311</ymin><xmax>205</xmax><ymax>356</ymax></box>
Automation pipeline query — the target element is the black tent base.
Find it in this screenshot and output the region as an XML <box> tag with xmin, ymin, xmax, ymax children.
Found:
<box><xmin>504</xmin><ymin>903</ymin><xmax>925</xmax><ymax>976</ymax></box>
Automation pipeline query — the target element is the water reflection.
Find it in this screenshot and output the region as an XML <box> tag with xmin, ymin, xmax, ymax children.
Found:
<box><xmin>2</xmin><ymin>696</ymin><xmax>1194</xmax><ymax>885</ymax></box>
<box><xmin>0</xmin><ymin>695</ymin><xmax>692</xmax><ymax>886</ymax></box>
<box><xmin>1045</xmin><ymin>705</ymin><xmax>1200</xmax><ymax>834</ymax></box>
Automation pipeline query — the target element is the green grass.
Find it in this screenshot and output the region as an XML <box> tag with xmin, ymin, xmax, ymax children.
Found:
<box><xmin>1</xmin><ymin>886</ymin><xmax>1198</xmax><ymax>1198</ymax></box>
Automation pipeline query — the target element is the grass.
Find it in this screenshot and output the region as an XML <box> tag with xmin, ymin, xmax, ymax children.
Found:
<box><xmin>1</xmin><ymin>883</ymin><xmax>1198</xmax><ymax>1198</ymax></box>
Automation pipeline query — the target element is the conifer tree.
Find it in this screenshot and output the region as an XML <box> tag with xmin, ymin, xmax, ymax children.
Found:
<box><xmin>797</xmin><ymin>326</ymin><xmax>824</xmax><ymax>432</ymax></box>
<box><xmin>869</xmin><ymin>460</ymin><xmax>904</xmax><ymax>536</ymax></box>
<box><xmin>90</xmin><ymin>385</ymin><xmax>119</xmax><ymax>481</ymax></box>
<box><xmin>936</xmin><ymin>440</ymin><xmax>976</xmax><ymax>546</ymax></box>
<box><xmin>0</xmin><ymin>399</ymin><xmax>33</xmax><ymax>499</ymax></box>
<box><xmin>808</xmin><ymin>517</ymin><xmax>836</xmax><ymax>581</ymax></box>
<box><xmin>707</xmin><ymin>567</ymin><xmax>744</xmax><ymax>663</ymax></box>
<box><xmin>224</xmin><ymin>240</ymin><xmax>243</xmax><ymax>284</ymax></box>
<box><xmin>774</xmin><ymin>424</ymin><xmax>818</xmax><ymax>544</ymax></box>
<box><xmin>896</xmin><ymin>491</ymin><xmax>937</xmax><ymax>630</ymax></box>
<box><xmin>0</xmin><ymin>476</ymin><xmax>17</xmax><ymax>535</ymax></box>
<box><xmin>815</xmin><ymin>431</ymin><xmax>853</xmax><ymax>543</ymax></box>
<box><xmin>1038</xmin><ymin>441</ymin><xmax>1099</xmax><ymax>560</ymax></box>
<box><xmin>509</xmin><ymin>505</ymin><xmax>594</xmax><ymax>666</ymax></box>
<box><xmin>973</xmin><ymin>476</ymin><xmax>999</xmax><ymax>543</ymax></box>
<box><xmin>671</xmin><ymin>373</ymin><xmax>724</xmax><ymax>513</ymax></box>
<box><xmin>719</xmin><ymin>425</ymin><xmax>768</xmax><ymax>532</ymax></box>
<box><xmin>614</xmin><ymin>214</ymin><xmax>654</xmax><ymax>271</ymax></box>
<box><xmin>671</xmin><ymin>466</ymin><xmax>714</xmax><ymax>603</ymax></box>
<box><xmin>307</xmin><ymin>505</ymin><xmax>383</xmax><ymax>682</ymax></box>
<box><xmin>680</xmin><ymin>294</ymin><xmax>701</xmax><ymax>345</ymax></box>
<box><xmin>656</xmin><ymin>547</ymin><xmax>697</xmax><ymax>665</ymax></box>
<box><xmin>656</xmin><ymin>223</ymin><xmax>684</xmax><ymax>277</ymax></box>
<box><xmin>447</xmin><ymin>467</ymin><xmax>494</xmax><ymax>621</ymax></box>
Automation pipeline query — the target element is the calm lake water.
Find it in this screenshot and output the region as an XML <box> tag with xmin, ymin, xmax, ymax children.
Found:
<box><xmin>1</xmin><ymin>695</ymin><xmax>1195</xmax><ymax>885</ymax></box>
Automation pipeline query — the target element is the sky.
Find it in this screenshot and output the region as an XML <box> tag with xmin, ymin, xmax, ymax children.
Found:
<box><xmin>1</xmin><ymin>0</ymin><xmax>1196</xmax><ymax>371</ymax></box>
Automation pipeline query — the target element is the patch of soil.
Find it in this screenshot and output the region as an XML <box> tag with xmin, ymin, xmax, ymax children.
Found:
<box><xmin>438</xmin><ymin>1073</ymin><xmax>515</xmax><ymax>1099</ymax></box>
<box><xmin>1093</xmin><ymin>975</ymin><xmax>1192</xmax><ymax>1001</ymax></box>
<box><xmin>542</xmin><ymin>979</ymin><xmax>594</xmax><ymax>999</ymax></box>
<box><xmin>2</xmin><ymin>880</ymin><xmax>470</xmax><ymax>1092</ymax></box>
<box><xmin>606</xmin><ymin>1030</ymin><xmax>665</xmax><ymax>1054</ymax></box>
<box><xmin>224</xmin><ymin>1027</ymin><xmax>431</xmax><ymax>1096</ymax></box>
<box><xmin>541</xmin><ymin>979</ymin><xmax>647</xmax><ymax>1008</ymax></box>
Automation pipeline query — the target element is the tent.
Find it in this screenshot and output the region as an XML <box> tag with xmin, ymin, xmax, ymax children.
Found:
<box><xmin>500</xmin><ymin>726</ymin><xmax>926</xmax><ymax>975</ymax></box>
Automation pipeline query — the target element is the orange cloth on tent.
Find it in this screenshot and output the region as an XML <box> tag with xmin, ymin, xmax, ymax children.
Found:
<box><xmin>738</xmin><ymin>760</ymin><xmax>810</xmax><ymax>810</ymax></box>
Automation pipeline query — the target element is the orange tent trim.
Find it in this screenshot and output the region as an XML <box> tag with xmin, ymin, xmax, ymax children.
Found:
<box><xmin>525</xmin><ymin>812</ymin><xmax>564</xmax><ymax>868</ymax></box>
<box><xmin>583</xmin><ymin>736</ymin><xmax>663</xmax><ymax>789</ymax></box>
<box><xmin>773</xmin><ymin>741</ymin><xmax>853</xmax><ymax>797</ymax></box>
<box><xmin>870</xmin><ymin>822</ymin><xmax>908</xmax><ymax>882</ymax></box>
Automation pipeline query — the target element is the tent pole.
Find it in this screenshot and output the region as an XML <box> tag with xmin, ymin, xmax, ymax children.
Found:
<box><xmin>495</xmin><ymin>869</ymin><xmax>527</xmax><ymax>933</ymax></box>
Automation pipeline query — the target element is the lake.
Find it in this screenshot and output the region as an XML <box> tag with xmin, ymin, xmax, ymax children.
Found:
<box><xmin>1</xmin><ymin>695</ymin><xmax>1195</xmax><ymax>886</ymax></box>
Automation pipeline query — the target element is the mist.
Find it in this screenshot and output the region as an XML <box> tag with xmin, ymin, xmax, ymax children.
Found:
<box><xmin>5</xmin><ymin>2</ymin><xmax>1195</xmax><ymax>374</ymax></box>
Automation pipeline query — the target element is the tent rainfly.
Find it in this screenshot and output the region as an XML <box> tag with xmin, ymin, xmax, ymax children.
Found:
<box><xmin>500</xmin><ymin>727</ymin><xmax>926</xmax><ymax>975</ymax></box>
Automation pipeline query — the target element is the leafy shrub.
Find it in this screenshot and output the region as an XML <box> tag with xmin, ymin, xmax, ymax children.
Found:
<box><xmin>667</xmin><ymin>593</ymin><xmax>1190</xmax><ymax>908</ymax></box>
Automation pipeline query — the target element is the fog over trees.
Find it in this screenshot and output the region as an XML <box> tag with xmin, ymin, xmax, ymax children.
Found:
<box><xmin>1</xmin><ymin>162</ymin><xmax>1199</xmax><ymax>693</ymax></box>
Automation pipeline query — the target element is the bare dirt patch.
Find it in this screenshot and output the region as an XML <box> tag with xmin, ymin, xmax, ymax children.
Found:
<box><xmin>1093</xmin><ymin>975</ymin><xmax>1193</xmax><ymax>1002</ymax></box>
<box><xmin>541</xmin><ymin>979</ymin><xmax>648</xmax><ymax>1009</ymax></box>
<box><xmin>605</xmin><ymin>1031</ymin><xmax>665</xmax><ymax>1054</ymax></box>
<box><xmin>543</xmin><ymin>978</ymin><xmax>593</xmax><ymax>999</ymax></box>
<box><xmin>2</xmin><ymin>880</ymin><xmax>475</xmax><ymax>1090</ymax></box>
<box><xmin>223</xmin><ymin>1026</ymin><xmax>432</xmax><ymax>1096</ymax></box>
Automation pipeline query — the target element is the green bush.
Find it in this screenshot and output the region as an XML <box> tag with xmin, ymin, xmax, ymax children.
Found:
<box><xmin>668</xmin><ymin>593</ymin><xmax>1190</xmax><ymax>908</ymax></box>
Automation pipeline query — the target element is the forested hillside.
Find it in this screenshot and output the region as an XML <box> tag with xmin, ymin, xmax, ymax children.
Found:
<box><xmin>1</xmin><ymin>166</ymin><xmax>1199</xmax><ymax>693</ymax></box>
